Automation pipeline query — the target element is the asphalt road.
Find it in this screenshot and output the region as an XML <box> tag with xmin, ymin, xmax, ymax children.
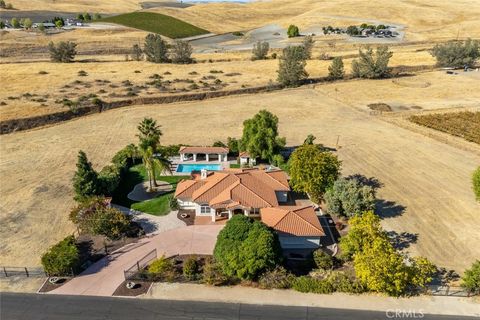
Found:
<box><xmin>1</xmin><ymin>293</ymin><xmax>476</xmax><ymax>320</ymax></box>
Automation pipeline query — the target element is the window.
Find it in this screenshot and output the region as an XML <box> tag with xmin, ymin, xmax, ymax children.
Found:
<box><xmin>250</xmin><ymin>208</ymin><xmax>259</xmax><ymax>215</ymax></box>
<box><xmin>200</xmin><ymin>205</ymin><xmax>210</xmax><ymax>214</ymax></box>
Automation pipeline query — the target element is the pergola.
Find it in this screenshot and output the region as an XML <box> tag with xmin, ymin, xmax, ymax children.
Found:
<box><xmin>179</xmin><ymin>146</ymin><xmax>229</xmax><ymax>162</ymax></box>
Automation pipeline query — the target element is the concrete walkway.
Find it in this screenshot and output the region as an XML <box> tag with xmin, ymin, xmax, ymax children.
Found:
<box><xmin>48</xmin><ymin>225</ymin><xmax>223</xmax><ymax>296</ymax></box>
<box><xmin>148</xmin><ymin>283</ymin><xmax>480</xmax><ymax>317</ymax></box>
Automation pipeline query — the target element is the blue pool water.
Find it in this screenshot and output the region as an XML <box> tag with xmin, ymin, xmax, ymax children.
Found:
<box><xmin>176</xmin><ymin>163</ymin><xmax>222</xmax><ymax>173</ymax></box>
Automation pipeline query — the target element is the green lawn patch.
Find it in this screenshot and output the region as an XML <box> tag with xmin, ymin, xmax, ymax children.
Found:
<box><xmin>229</xmin><ymin>164</ymin><xmax>241</xmax><ymax>168</ymax></box>
<box><xmin>99</xmin><ymin>12</ymin><xmax>209</xmax><ymax>39</ymax></box>
<box><xmin>111</xmin><ymin>163</ymin><xmax>189</xmax><ymax>215</ymax></box>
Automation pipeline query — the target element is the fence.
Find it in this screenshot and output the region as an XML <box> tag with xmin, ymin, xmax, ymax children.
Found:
<box><xmin>422</xmin><ymin>285</ymin><xmax>478</xmax><ymax>297</ymax></box>
<box><xmin>0</xmin><ymin>266</ymin><xmax>47</xmax><ymax>278</ymax></box>
<box><xmin>123</xmin><ymin>249</ymin><xmax>157</xmax><ymax>280</ymax></box>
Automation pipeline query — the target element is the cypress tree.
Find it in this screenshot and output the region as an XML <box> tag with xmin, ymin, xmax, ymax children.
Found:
<box><xmin>73</xmin><ymin>150</ymin><xmax>99</xmax><ymax>201</ymax></box>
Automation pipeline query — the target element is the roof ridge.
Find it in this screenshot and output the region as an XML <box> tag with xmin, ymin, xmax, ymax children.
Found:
<box><xmin>192</xmin><ymin>172</ymin><xmax>230</xmax><ymax>200</ymax></box>
<box><xmin>232</xmin><ymin>182</ymin><xmax>272</xmax><ymax>207</ymax></box>
<box><xmin>291</xmin><ymin>208</ymin><xmax>322</xmax><ymax>232</ymax></box>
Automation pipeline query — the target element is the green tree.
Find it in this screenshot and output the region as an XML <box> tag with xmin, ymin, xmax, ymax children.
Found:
<box><xmin>338</xmin><ymin>211</ymin><xmax>385</xmax><ymax>260</ymax></box>
<box><xmin>287</xmin><ymin>24</ymin><xmax>299</xmax><ymax>38</ymax></box>
<box><xmin>0</xmin><ymin>0</ymin><xmax>5</xmax><ymax>8</ymax></box>
<box><xmin>55</xmin><ymin>19</ymin><xmax>63</xmax><ymax>28</ymax></box>
<box><xmin>472</xmin><ymin>166</ymin><xmax>480</xmax><ymax>201</ymax></box>
<box><xmin>303</xmin><ymin>134</ymin><xmax>316</xmax><ymax>145</ymax></box>
<box><xmin>48</xmin><ymin>41</ymin><xmax>77</xmax><ymax>63</ymax></box>
<box><xmin>328</xmin><ymin>57</ymin><xmax>345</xmax><ymax>80</ymax></box>
<box><xmin>431</xmin><ymin>39</ymin><xmax>479</xmax><ymax>68</ymax></box>
<box><xmin>212</xmin><ymin>140</ymin><xmax>227</xmax><ymax>148</ymax></box>
<box><xmin>313</xmin><ymin>249</ymin><xmax>334</xmax><ymax>270</ymax></box>
<box><xmin>251</xmin><ymin>41</ymin><xmax>269</xmax><ymax>60</ymax></box>
<box><xmin>227</xmin><ymin>137</ymin><xmax>240</xmax><ymax>155</ymax></box>
<box><xmin>354</xmin><ymin>235</ymin><xmax>411</xmax><ymax>296</ymax></box>
<box><xmin>277</xmin><ymin>45</ymin><xmax>308</xmax><ymax>87</ymax></box>
<box><xmin>77</xmin><ymin>13</ymin><xmax>85</xmax><ymax>21</ymax></box>
<box><xmin>93</xmin><ymin>13</ymin><xmax>102</xmax><ymax>20</ymax></box>
<box><xmin>72</xmin><ymin>150</ymin><xmax>99</xmax><ymax>201</ymax></box>
<box><xmin>352</xmin><ymin>46</ymin><xmax>392</xmax><ymax>79</ymax></box>
<box><xmin>139</xmin><ymin>143</ymin><xmax>171</xmax><ymax>190</ymax></box>
<box><xmin>144</xmin><ymin>33</ymin><xmax>169</xmax><ymax>63</ymax></box>
<box><xmin>23</xmin><ymin>18</ymin><xmax>33</xmax><ymax>29</ymax></box>
<box><xmin>11</xmin><ymin>18</ymin><xmax>20</xmax><ymax>28</ymax></box>
<box><xmin>324</xmin><ymin>177</ymin><xmax>376</xmax><ymax>218</ymax></box>
<box><xmin>170</xmin><ymin>40</ymin><xmax>193</xmax><ymax>64</ymax></box>
<box><xmin>37</xmin><ymin>22</ymin><xmax>45</xmax><ymax>33</ymax></box>
<box><xmin>461</xmin><ymin>260</ymin><xmax>480</xmax><ymax>293</ymax></box>
<box><xmin>409</xmin><ymin>256</ymin><xmax>437</xmax><ymax>288</ymax></box>
<box><xmin>346</xmin><ymin>25</ymin><xmax>360</xmax><ymax>36</ymax></box>
<box><xmin>289</xmin><ymin>145</ymin><xmax>341</xmax><ymax>203</ymax></box>
<box><xmin>41</xmin><ymin>236</ymin><xmax>79</xmax><ymax>276</ymax></box>
<box><xmin>137</xmin><ymin>117</ymin><xmax>162</xmax><ymax>143</ymax></box>
<box><xmin>131</xmin><ymin>44</ymin><xmax>143</xmax><ymax>61</ymax></box>
<box><xmin>0</xmin><ymin>21</ymin><xmax>5</xmax><ymax>29</ymax></box>
<box><xmin>214</xmin><ymin>215</ymin><xmax>281</xmax><ymax>280</ymax></box>
<box><xmin>83</xmin><ymin>13</ymin><xmax>92</xmax><ymax>21</ymax></box>
<box><xmin>240</xmin><ymin>109</ymin><xmax>286</xmax><ymax>162</ymax></box>
<box><xmin>302</xmin><ymin>35</ymin><xmax>314</xmax><ymax>59</ymax></box>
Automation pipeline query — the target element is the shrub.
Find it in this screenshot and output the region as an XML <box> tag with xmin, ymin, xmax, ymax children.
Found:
<box><xmin>148</xmin><ymin>256</ymin><xmax>174</xmax><ymax>280</ymax></box>
<box><xmin>351</xmin><ymin>46</ymin><xmax>392</xmax><ymax>79</ymax></box>
<box><xmin>131</xmin><ymin>44</ymin><xmax>144</xmax><ymax>61</ymax></box>
<box><xmin>48</xmin><ymin>41</ymin><xmax>77</xmax><ymax>63</ymax></box>
<box><xmin>324</xmin><ymin>177</ymin><xmax>376</xmax><ymax>218</ymax></box>
<box><xmin>11</xmin><ymin>18</ymin><xmax>20</xmax><ymax>28</ymax></box>
<box><xmin>327</xmin><ymin>271</ymin><xmax>365</xmax><ymax>293</ymax></box>
<box><xmin>258</xmin><ymin>266</ymin><xmax>294</xmax><ymax>289</ymax></box>
<box><xmin>169</xmin><ymin>195</ymin><xmax>179</xmax><ymax>210</ymax></box>
<box><xmin>144</xmin><ymin>33</ymin><xmax>169</xmax><ymax>63</ymax></box>
<box><xmin>202</xmin><ymin>257</ymin><xmax>228</xmax><ymax>285</ymax></box>
<box><xmin>461</xmin><ymin>260</ymin><xmax>480</xmax><ymax>293</ymax></box>
<box><xmin>431</xmin><ymin>39</ymin><xmax>479</xmax><ymax>68</ymax></box>
<box><xmin>41</xmin><ymin>236</ymin><xmax>79</xmax><ymax>276</ymax></box>
<box><xmin>23</xmin><ymin>18</ymin><xmax>33</xmax><ymax>29</ymax></box>
<box><xmin>0</xmin><ymin>21</ymin><xmax>5</xmax><ymax>29</ymax></box>
<box><xmin>473</xmin><ymin>167</ymin><xmax>480</xmax><ymax>201</ymax></box>
<box><xmin>292</xmin><ymin>276</ymin><xmax>334</xmax><ymax>294</ymax></box>
<box><xmin>98</xmin><ymin>165</ymin><xmax>121</xmax><ymax>195</ymax></box>
<box><xmin>277</xmin><ymin>46</ymin><xmax>308</xmax><ymax>87</ymax></box>
<box><xmin>328</xmin><ymin>57</ymin><xmax>345</xmax><ymax>80</ymax></box>
<box><xmin>170</xmin><ymin>40</ymin><xmax>193</xmax><ymax>64</ymax></box>
<box><xmin>93</xmin><ymin>13</ymin><xmax>102</xmax><ymax>20</ymax></box>
<box><xmin>313</xmin><ymin>250</ymin><xmax>334</xmax><ymax>270</ymax></box>
<box><xmin>302</xmin><ymin>35</ymin><xmax>314</xmax><ymax>59</ymax></box>
<box><xmin>183</xmin><ymin>256</ymin><xmax>199</xmax><ymax>280</ymax></box>
<box><xmin>287</xmin><ymin>25</ymin><xmax>300</xmax><ymax>38</ymax></box>
<box><xmin>73</xmin><ymin>151</ymin><xmax>99</xmax><ymax>201</ymax></box>
<box><xmin>83</xmin><ymin>13</ymin><xmax>92</xmax><ymax>21</ymax></box>
<box><xmin>251</xmin><ymin>41</ymin><xmax>269</xmax><ymax>60</ymax></box>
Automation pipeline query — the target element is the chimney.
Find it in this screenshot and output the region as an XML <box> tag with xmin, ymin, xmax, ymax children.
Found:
<box><xmin>200</xmin><ymin>169</ymin><xmax>207</xmax><ymax>179</ymax></box>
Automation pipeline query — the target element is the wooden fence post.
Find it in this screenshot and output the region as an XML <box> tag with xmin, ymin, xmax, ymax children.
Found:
<box><xmin>25</xmin><ymin>267</ymin><xmax>29</xmax><ymax>277</ymax></box>
<box><xmin>3</xmin><ymin>267</ymin><xmax>7</xmax><ymax>277</ymax></box>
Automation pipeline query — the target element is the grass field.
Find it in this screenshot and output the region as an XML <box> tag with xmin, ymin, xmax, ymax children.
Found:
<box><xmin>409</xmin><ymin>111</ymin><xmax>480</xmax><ymax>144</ymax></box>
<box><xmin>99</xmin><ymin>12</ymin><xmax>209</xmax><ymax>39</ymax></box>
<box><xmin>1</xmin><ymin>83</ymin><xmax>479</xmax><ymax>272</ymax></box>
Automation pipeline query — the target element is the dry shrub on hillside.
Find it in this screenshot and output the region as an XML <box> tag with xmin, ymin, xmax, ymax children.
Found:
<box><xmin>409</xmin><ymin>111</ymin><xmax>480</xmax><ymax>144</ymax></box>
<box><xmin>368</xmin><ymin>103</ymin><xmax>392</xmax><ymax>112</ymax></box>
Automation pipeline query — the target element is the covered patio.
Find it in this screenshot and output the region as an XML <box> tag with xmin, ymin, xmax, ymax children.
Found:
<box><xmin>179</xmin><ymin>146</ymin><xmax>229</xmax><ymax>162</ymax></box>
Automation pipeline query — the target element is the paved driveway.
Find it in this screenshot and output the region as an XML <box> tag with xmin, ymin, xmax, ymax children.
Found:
<box><xmin>48</xmin><ymin>225</ymin><xmax>223</xmax><ymax>296</ymax></box>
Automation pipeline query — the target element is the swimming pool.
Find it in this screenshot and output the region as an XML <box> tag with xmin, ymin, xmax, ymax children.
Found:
<box><xmin>176</xmin><ymin>163</ymin><xmax>222</xmax><ymax>173</ymax></box>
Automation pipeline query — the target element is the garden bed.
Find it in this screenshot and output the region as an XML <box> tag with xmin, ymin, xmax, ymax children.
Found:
<box><xmin>38</xmin><ymin>277</ymin><xmax>72</xmax><ymax>293</ymax></box>
<box><xmin>112</xmin><ymin>280</ymin><xmax>153</xmax><ymax>297</ymax></box>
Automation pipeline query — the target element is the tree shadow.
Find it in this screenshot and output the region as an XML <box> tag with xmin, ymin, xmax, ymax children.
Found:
<box><xmin>345</xmin><ymin>174</ymin><xmax>383</xmax><ymax>190</ymax></box>
<box><xmin>386</xmin><ymin>231</ymin><xmax>418</xmax><ymax>250</ymax></box>
<box><xmin>432</xmin><ymin>267</ymin><xmax>461</xmax><ymax>286</ymax></box>
<box><xmin>375</xmin><ymin>199</ymin><xmax>406</xmax><ymax>218</ymax></box>
<box><xmin>133</xmin><ymin>217</ymin><xmax>158</xmax><ymax>234</ymax></box>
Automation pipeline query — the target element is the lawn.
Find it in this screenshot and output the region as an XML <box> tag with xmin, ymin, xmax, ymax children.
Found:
<box><xmin>112</xmin><ymin>164</ymin><xmax>188</xmax><ymax>215</ymax></box>
<box><xmin>409</xmin><ymin>111</ymin><xmax>480</xmax><ymax>144</ymax></box>
<box><xmin>99</xmin><ymin>12</ymin><xmax>209</xmax><ymax>39</ymax></box>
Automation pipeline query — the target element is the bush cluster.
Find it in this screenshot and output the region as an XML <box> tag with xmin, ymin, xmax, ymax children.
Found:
<box><xmin>202</xmin><ymin>258</ymin><xmax>228</xmax><ymax>286</ymax></box>
<box><xmin>41</xmin><ymin>236</ymin><xmax>79</xmax><ymax>276</ymax></box>
<box><xmin>292</xmin><ymin>276</ymin><xmax>335</xmax><ymax>294</ymax></box>
<box><xmin>258</xmin><ymin>266</ymin><xmax>295</xmax><ymax>289</ymax></box>
<box><xmin>48</xmin><ymin>41</ymin><xmax>77</xmax><ymax>63</ymax></box>
<box><xmin>183</xmin><ymin>256</ymin><xmax>199</xmax><ymax>280</ymax></box>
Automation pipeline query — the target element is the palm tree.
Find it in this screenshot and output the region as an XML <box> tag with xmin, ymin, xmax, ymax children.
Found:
<box><xmin>137</xmin><ymin>117</ymin><xmax>162</xmax><ymax>144</ymax></box>
<box><xmin>139</xmin><ymin>143</ymin><xmax>172</xmax><ymax>191</ymax></box>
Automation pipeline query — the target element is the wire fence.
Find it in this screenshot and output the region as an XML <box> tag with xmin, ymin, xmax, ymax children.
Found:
<box><xmin>123</xmin><ymin>249</ymin><xmax>157</xmax><ymax>280</ymax></box>
<box><xmin>422</xmin><ymin>285</ymin><xmax>478</xmax><ymax>297</ymax></box>
<box><xmin>0</xmin><ymin>266</ymin><xmax>47</xmax><ymax>278</ymax></box>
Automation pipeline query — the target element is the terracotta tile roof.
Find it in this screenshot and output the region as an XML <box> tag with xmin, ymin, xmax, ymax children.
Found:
<box><xmin>239</xmin><ymin>151</ymin><xmax>250</xmax><ymax>158</ymax></box>
<box><xmin>261</xmin><ymin>206</ymin><xmax>325</xmax><ymax>236</ymax></box>
<box><xmin>179</xmin><ymin>146</ymin><xmax>229</xmax><ymax>154</ymax></box>
<box><xmin>175</xmin><ymin>168</ymin><xmax>289</xmax><ymax>209</ymax></box>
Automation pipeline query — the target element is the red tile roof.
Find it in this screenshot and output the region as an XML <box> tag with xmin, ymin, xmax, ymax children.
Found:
<box><xmin>261</xmin><ymin>206</ymin><xmax>325</xmax><ymax>236</ymax></box>
<box><xmin>179</xmin><ymin>146</ymin><xmax>229</xmax><ymax>154</ymax></box>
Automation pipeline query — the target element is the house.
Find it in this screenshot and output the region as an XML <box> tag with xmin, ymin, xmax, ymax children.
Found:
<box><xmin>179</xmin><ymin>146</ymin><xmax>229</xmax><ymax>162</ymax></box>
<box><xmin>65</xmin><ymin>19</ymin><xmax>84</xmax><ymax>27</ymax></box>
<box><xmin>261</xmin><ymin>206</ymin><xmax>325</xmax><ymax>248</ymax></box>
<box><xmin>238</xmin><ymin>151</ymin><xmax>255</xmax><ymax>166</ymax></box>
<box><xmin>175</xmin><ymin>168</ymin><xmax>326</xmax><ymax>249</ymax></box>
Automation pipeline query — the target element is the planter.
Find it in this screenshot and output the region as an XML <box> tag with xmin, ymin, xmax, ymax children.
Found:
<box><xmin>49</xmin><ymin>277</ymin><xmax>60</xmax><ymax>284</ymax></box>
<box><xmin>180</xmin><ymin>213</ymin><xmax>189</xmax><ymax>219</ymax></box>
<box><xmin>126</xmin><ymin>281</ymin><xmax>137</xmax><ymax>289</ymax></box>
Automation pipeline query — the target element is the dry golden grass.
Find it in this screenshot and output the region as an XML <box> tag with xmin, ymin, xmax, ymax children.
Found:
<box><xmin>0</xmin><ymin>47</ymin><xmax>437</xmax><ymax>121</ymax></box>
<box><xmin>152</xmin><ymin>0</ymin><xmax>480</xmax><ymax>41</ymax></box>
<box><xmin>1</xmin><ymin>77</ymin><xmax>479</xmax><ymax>273</ymax></box>
<box><xmin>2</xmin><ymin>0</ymin><xmax>141</xmax><ymax>13</ymax></box>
